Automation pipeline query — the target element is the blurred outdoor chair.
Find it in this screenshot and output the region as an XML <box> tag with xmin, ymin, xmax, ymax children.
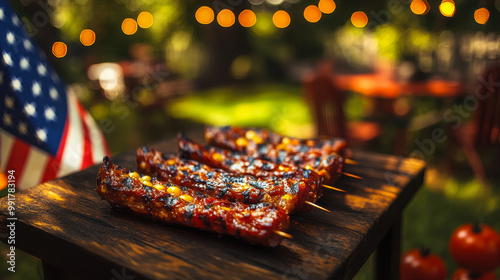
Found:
<box><xmin>302</xmin><ymin>62</ymin><xmax>381</xmax><ymax>147</ymax></box>
<box><xmin>453</xmin><ymin>64</ymin><xmax>500</xmax><ymax>184</ymax></box>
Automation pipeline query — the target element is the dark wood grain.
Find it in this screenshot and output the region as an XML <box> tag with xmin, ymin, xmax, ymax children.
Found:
<box><xmin>0</xmin><ymin>131</ymin><xmax>425</xmax><ymax>280</ymax></box>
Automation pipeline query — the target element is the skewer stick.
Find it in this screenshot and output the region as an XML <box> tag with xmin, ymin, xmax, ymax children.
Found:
<box><xmin>344</xmin><ymin>158</ymin><xmax>358</xmax><ymax>165</ymax></box>
<box><xmin>305</xmin><ymin>201</ymin><xmax>331</xmax><ymax>213</ymax></box>
<box><xmin>274</xmin><ymin>230</ymin><xmax>293</xmax><ymax>239</ymax></box>
<box><xmin>322</xmin><ymin>184</ymin><xmax>345</xmax><ymax>192</ymax></box>
<box><xmin>340</xmin><ymin>172</ymin><xmax>363</xmax><ymax>180</ymax></box>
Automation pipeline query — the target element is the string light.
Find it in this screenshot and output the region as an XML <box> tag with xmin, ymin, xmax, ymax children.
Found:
<box><xmin>122</xmin><ymin>18</ymin><xmax>138</xmax><ymax>35</ymax></box>
<box><xmin>52</xmin><ymin>42</ymin><xmax>67</xmax><ymax>58</ymax></box>
<box><xmin>195</xmin><ymin>6</ymin><xmax>214</xmax><ymax>25</ymax></box>
<box><xmin>474</xmin><ymin>8</ymin><xmax>489</xmax><ymax>24</ymax></box>
<box><xmin>137</xmin><ymin>11</ymin><xmax>153</xmax><ymax>29</ymax></box>
<box><xmin>239</xmin><ymin>10</ymin><xmax>257</xmax><ymax>28</ymax></box>
<box><xmin>318</xmin><ymin>0</ymin><xmax>336</xmax><ymax>14</ymax></box>
<box><xmin>217</xmin><ymin>9</ymin><xmax>235</xmax><ymax>27</ymax></box>
<box><xmin>304</xmin><ymin>5</ymin><xmax>322</xmax><ymax>23</ymax></box>
<box><xmin>410</xmin><ymin>0</ymin><xmax>430</xmax><ymax>15</ymax></box>
<box><xmin>272</xmin><ymin>10</ymin><xmax>290</xmax><ymax>28</ymax></box>
<box><xmin>80</xmin><ymin>29</ymin><xmax>96</xmax><ymax>46</ymax></box>
<box><xmin>351</xmin><ymin>11</ymin><xmax>368</xmax><ymax>28</ymax></box>
<box><xmin>439</xmin><ymin>0</ymin><xmax>456</xmax><ymax>17</ymax></box>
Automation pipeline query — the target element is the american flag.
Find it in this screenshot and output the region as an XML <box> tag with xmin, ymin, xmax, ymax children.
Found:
<box><xmin>0</xmin><ymin>0</ymin><xmax>109</xmax><ymax>190</ymax></box>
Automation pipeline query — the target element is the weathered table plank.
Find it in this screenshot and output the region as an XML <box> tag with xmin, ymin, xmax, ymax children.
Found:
<box><xmin>0</xmin><ymin>132</ymin><xmax>425</xmax><ymax>280</ymax></box>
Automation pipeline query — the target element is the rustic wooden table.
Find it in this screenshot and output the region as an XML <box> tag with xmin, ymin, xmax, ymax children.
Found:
<box><xmin>0</xmin><ymin>132</ymin><xmax>425</xmax><ymax>280</ymax></box>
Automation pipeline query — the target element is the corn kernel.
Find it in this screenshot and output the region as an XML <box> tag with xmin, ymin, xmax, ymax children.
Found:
<box><xmin>252</xmin><ymin>136</ymin><xmax>263</xmax><ymax>144</ymax></box>
<box><xmin>153</xmin><ymin>184</ymin><xmax>166</xmax><ymax>191</ymax></box>
<box><xmin>141</xmin><ymin>175</ymin><xmax>151</xmax><ymax>181</ymax></box>
<box><xmin>282</xmin><ymin>137</ymin><xmax>290</xmax><ymax>145</ymax></box>
<box><xmin>282</xmin><ymin>194</ymin><xmax>293</xmax><ymax>200</ymax></box>
<box><xmin>129</xmin><ymin>172</ymin><xmax>140</xmax><ymax>179</ymax></box>
<box><xmin>179</xmin><ymin>194</ymin><xmax>194</xmax><ymax>202</ymax></box>
<box><xmin>236</xmin><ymin>137</ymin><xmax>249</xmax><ymax>147</ymax></box>
<box><xmin>167</xmin><ymin>159</ymin><xmax>176</xmax><ymax>165</ymax></box>
<box><xmin>220</xmin><ymin>206</ymin><xmax>232</xmax><ymax>212</ymax></box>
<box><xmin>305</xmin><ymin>165</ymin><xmax>313</xmax><ymax>170</ymax></box>
<box><xmin>245</xmin><ymin>130</ymin><xmax>257</xmax><ymax>139</ymax></box>
<box><xmin>142</xmin><ymin>181</ymin><xmax>153</xmax><ymax>187</ymax></box>
<box><xmin>212</xmin><ymin>153</ymin><xmax>223</xmax><ymax>162</ymax></box>
<box><xmin>167</xmin><ymin>186</ymin><xmax>181</xmax><ymax>196</ymax></box>
<box><xmin>278</xmin><ymin>165</ymin><xmax>290</xmax><ymax>171</ymax></box>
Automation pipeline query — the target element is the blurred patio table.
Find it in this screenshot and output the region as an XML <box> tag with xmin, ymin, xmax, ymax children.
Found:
<box><xmin>0</xmin><ymin>130</ymin><xmax>426</xmax><ymax>280</ymax></box>
<box><xmin>334</xmin><ymin>73</ymin><xmax>465</xmax><ymax>99</ymax></box>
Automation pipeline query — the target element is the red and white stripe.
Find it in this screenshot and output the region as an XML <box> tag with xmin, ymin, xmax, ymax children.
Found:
<box><xmin>0</xmin><ymin>90</ymin><xmax>109</xmax><ymax>190</ymax></box>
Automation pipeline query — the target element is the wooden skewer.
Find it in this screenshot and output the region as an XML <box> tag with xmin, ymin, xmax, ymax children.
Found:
<box><xmin>274</xmin><ymin>230</ymin><xmax>293</xmax><ymax>239</ymax></box>
<box><xmin>344</xmin><ymin>158</ymin><xmax>358</xmax><ymax>165</ymax></box>
<box><xmin>305</xmin><ymin>201</ymin><xmax>331</xmax><ymax>213</ymax></box>
<box><xmin>322</xmin><ymin>184</ymin><xmax>345</xmax><ymax>192</ymax></box>
<box><xmin>340</xmin><ymin>172</ymin><xmax>363</xmax><ymax>180</ymax></box>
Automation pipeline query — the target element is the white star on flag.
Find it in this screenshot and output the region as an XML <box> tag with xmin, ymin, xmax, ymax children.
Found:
<box><xmin>44</xmin><ymin>106</ymin><xmax>56</xmax><ymax>121</ymax></box>
<box><xmin>32</xmin><ymin>81</ymin><xmax>41</xmax><ymax>96</ymax></box>
<box><xmin>20</xmin><ymin>57</ymin><xmax>29</xmax><ymax>69</ymax></box>
<box><xmin>0</xmin><ymin>0</ymin><xmax>109</xmax><ymax>190</ymax></box>
<box><xmin>24</xmin><ymin>102</ymin><xmax>36</xmax><ymax>117</ymax></box>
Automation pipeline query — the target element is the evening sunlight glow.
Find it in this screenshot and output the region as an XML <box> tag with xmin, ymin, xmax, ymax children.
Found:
<box><xmin>239</xmin><ymin>9</ymin><xmax>257</xmax><ymax>28</ymax></box>
<box><xmin>351</xmin><ymin>11</ymin><xmax>368</xmax><ymax>28</ymax></box>
<box><xmin>80</xmin><ymin>29</ymin><xmax>96</xmax><ymax>46</ymax></box>
<box><xmin>272</xmin><ymin>10</ymin><xmax>290</xmax><ymax>28</ymax></box>
<box><xmin>318</xmin><ymin>0</ymin><xmax>336</xmax><ymax>14</ymax></box>
<box><xmin>122</xmin><ymin>18</ymin><xmax>138</xmax><ymax>35</ymax></box>
<box><xmin>195</xmin><ymin>6</ymin><xmax>214</xmax><ymax>25</ymax></box>
<box><xmin>217</xmin><ymin>9</ymin><xmax>235</xmax><ymax>27</ymax></box>
<box><xmin>410</xmin><ymin>0</ymin><xmax>430</xmax><ymax>15</ymax></box>
<box><xmin>52</xmin><ymin>42</ymin><xmax>67</xmax><ymax>58</ymax></box>
<box><xmin>474</xmin><ymin>8</ymin><xmax>489</xmax><ymax>24</ymax></box>
<box><xmin>304</xmin><ymin>5</ymin><xmax>322</xmax><ymax>23</ymax></box>
<box><xmin>439</xmin><ymin>0</ymin><xmax>456</xmax><ymax>17</ymax></box>
<box><xmin>137</xmin><ymin>11</ymin><xmax>153</xmax><ymax>29</ymax></box>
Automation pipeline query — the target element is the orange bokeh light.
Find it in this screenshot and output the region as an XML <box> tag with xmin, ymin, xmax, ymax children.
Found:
<box><xmin>439</xmin><ymin>0</ymin><xmax>455</xmax><ymax>17</ymax></box>
<box><xmin>474</xmin><ymin>8</ymin><xmax>489</xmax><ymax>24</ymax></box>
<box><xmin>122</xmin><ymin>18</ymin><xmax>138</xmax><ymax>35</ymax></box>
<box><xmin>239</xmin><ymin>9</ymin><xmax>256</xmax><ymax>28</ymax></box>
<box><xmin>52</xmin><ymin>41</ymin><xmax>67</xmax><ymax>58</ymax></box>
<box><xmin>80</xmin><ymin>29</ymin><xmax>96</xmax><ymax>46</ymax></box>
<box><xmin>195</xmin><ymin>6</ymin><xmax>214</xmax><ymax>25</ymax></box>
<box><xmin>410</xmin><ymin>0</ymin><xmax>430</xmax><ymax>15</ymax></box>
<box><xmin>351</xmin><ymin>11</ymin><xmax>368</xmax><ymax>28</ymax></box>
<box><xmin>304</xmin><ymin>5</ymin><xmax>322</xmax><ymax>23</ymax></box>
<box><xmin>318</xmin><ymin>0</ymin><xmax>336</xmax><ymax>14</ymax></box>
<box><xmin>137</xmin><ymin>11</ymin><xmax>153</xmax><ymax>28</ymax></box>
<box><xmin>217</xmin><ymin>9</ymin><xmax>235</xmax><ymax>27</ymax></box>
<box><xmin>272</xmin><ymin>10</ymin><xmax>290</xmax><ymax>28</ymax></box>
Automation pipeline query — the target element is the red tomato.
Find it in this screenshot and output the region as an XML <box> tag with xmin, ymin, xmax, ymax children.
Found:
<box><xmin>400</xmin><ymin>248</ymin><xmax>447</xmax><ymax>280</ymax></box>
<box><xmin>450</xmin><ymin>223</ymin><xmax>500</xmax><ymax>273</ymax></box>
<box><xmin>451</xmin><ymin>268</ymin><xmax>498</xmax><ymax>280</ymax></box>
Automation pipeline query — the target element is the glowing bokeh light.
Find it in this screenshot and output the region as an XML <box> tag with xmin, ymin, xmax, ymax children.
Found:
<box><xmin>195</xmin><ymin>6</ymin><xmax>214</xmax><ymax>25</ymax></box>
<box><xmin>304</xmin><ymin>5</ymin><xmax>322</xmax><ymax>23</ymax></box>
<box><xmin>410</xmin><ymin>0</ymin><xmax>430</xmax><ymax>15</ymax></box>
<box><xmin>137</xmin><ymin>11</ymin><xmax>153</xmax><ymax>28</ymax></box>
<box><xmin>217</xmin><ymin>9</ymin><xmax>235</xmax><ymax>27</ymax></box>
<box><xmin>52</xmin><ymin>42</ymin><xmax>67</xmax><ymax>58</ymax></box>
<box><xmin>439</xmin><ymin>0</ymin><xmax>455</xmax><ymax>17</ymax></box>
<box><xmin>272</xmin><ymin>10</ymin><xmax>290</xmax><ymax>28</ymax></box>
<box><xmin>239</xmin><ymin>9</ymin><xmax>257</xmax><ymax>27</ymax></box>
<box><xmin>80</xmin><ymin>29</ymin><xmax>96</xmax><ymax>46</ymax></box>
<box><xmin>318</xmin><ymin>0</ymin><xmax>336</xmax><ymax>14</ymax></box>
<box><xmin>122</xmin><ymin>18</ymin><xmax>138</xmax><ymax>35</ymax></box>
<box><xmin>474</xmin><ymin>8</ymin><xmax>489</xmax><ymax>24</ymax></box>
<box><xmin>351</xmin><ymin>11</ymin><xmax>368</xmax><ymax>28</ymax></box>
